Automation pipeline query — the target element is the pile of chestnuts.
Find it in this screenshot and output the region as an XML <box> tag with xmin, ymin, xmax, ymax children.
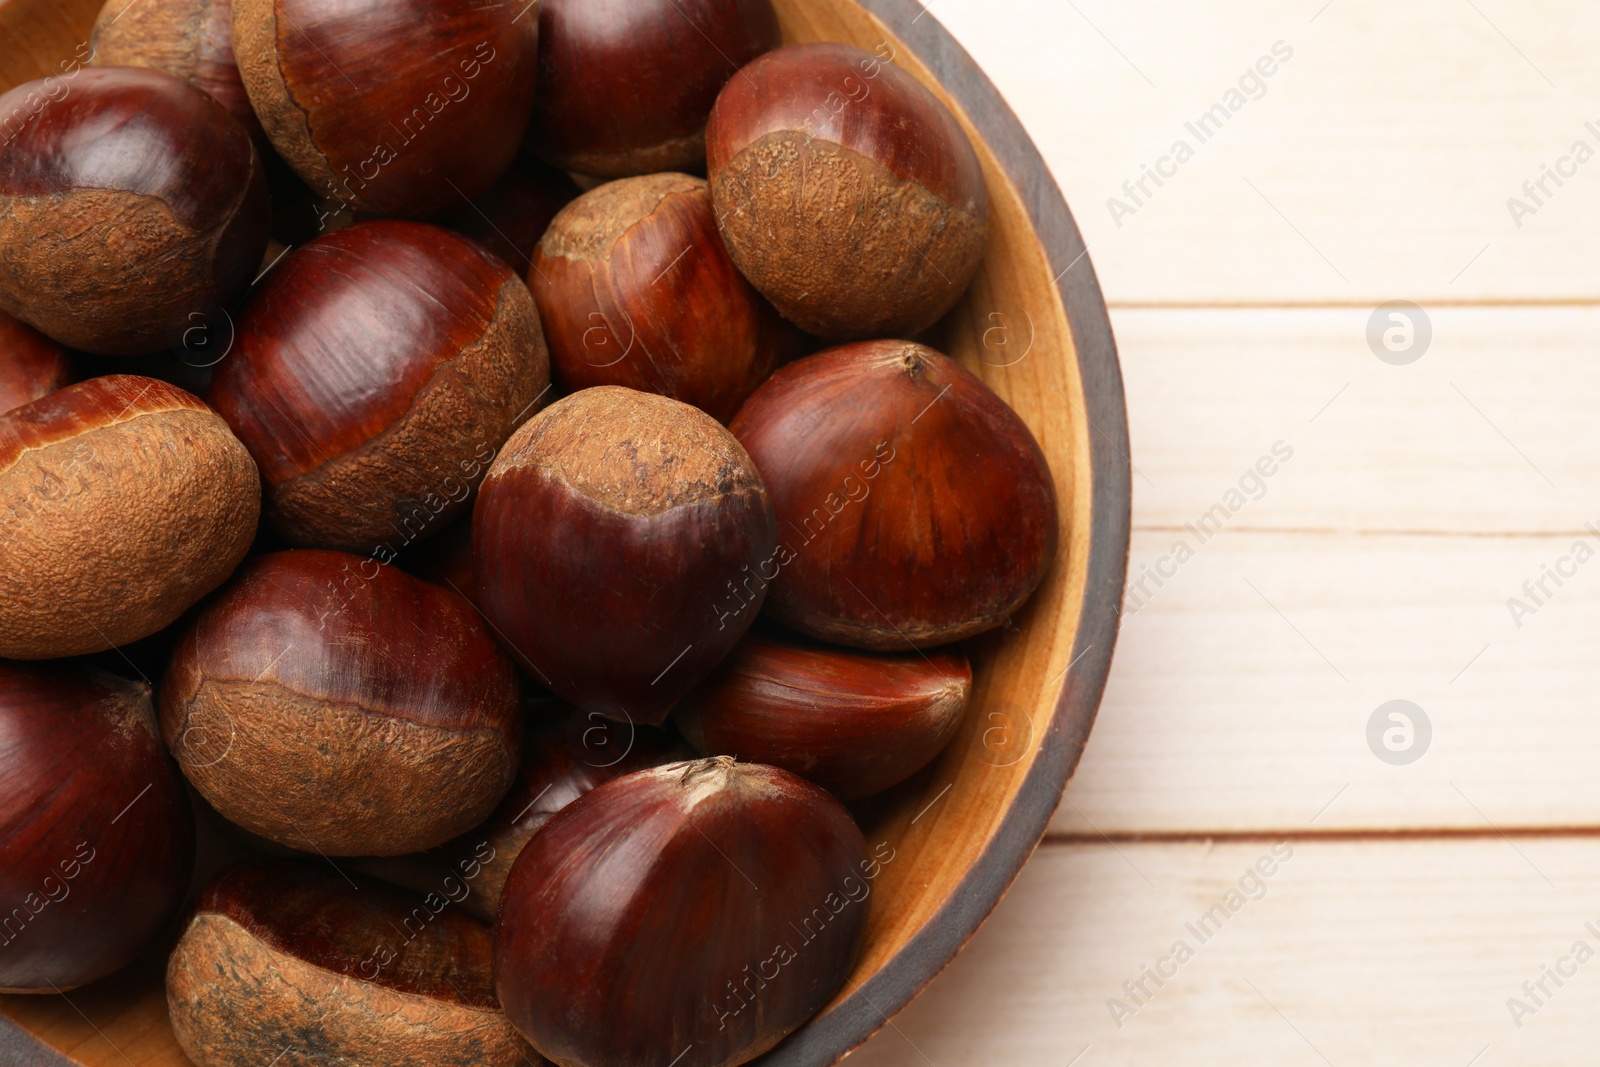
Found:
<box><xmin>0</xmin><ymin>1</ymin><xmax>1059</xmax><ymax>1064</ymax></box>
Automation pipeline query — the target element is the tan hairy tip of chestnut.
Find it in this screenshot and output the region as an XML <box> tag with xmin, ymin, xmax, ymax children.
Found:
<box><xmin>0</xmin><ymin>374</ymin><xmax>260</xmax><ymax>660</ymax></box>
<box><xmin>167</xmin><ymin>861</ymin><xmax>538</xmax><ymax>1067</ymax></box>
<box><xmin>677</xmin><ymin>634</ymin><xmax>972</xmax><ymax>800</ymax></box>
<box><xmin>532</xmin><ymin>172</ymin><xmax>799</xmax><ymax>423</ymax></box>
<box><xmin>161</xmin><ymin>549</ymin><xmax>523</xmax><ymax>856</ymax></box>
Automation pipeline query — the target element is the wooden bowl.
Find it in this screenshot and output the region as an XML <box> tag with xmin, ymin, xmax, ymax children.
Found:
<box><xmin>0</xmin><ymin>0</ymin><xmax>1129</xmax><ymax>1063</ymax></box>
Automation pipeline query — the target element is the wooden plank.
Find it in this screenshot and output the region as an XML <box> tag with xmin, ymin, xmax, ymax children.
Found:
<box><xmin>1048</xmin><ymin>529</ymin><xmax>1600</xmax><ymax>835</ymax></box>
<box><xmin>846</xmin><ymin>837</ymin><xmax>1600</xmax><ymax>1066</ymax></box>
<box><xmin>926</xmin><ymin>0</ymin><xmax>1600</xmax><ymax>305</ymax></box>
<box><xmin>0</xmin><ymin>0</ymin><xmax>101</xmax><ymax>90</ymax></box>
<box><xmin>1113</xmin><ymin>306</ymin><xmax>1600</xmax><ymax>534</ymax></box>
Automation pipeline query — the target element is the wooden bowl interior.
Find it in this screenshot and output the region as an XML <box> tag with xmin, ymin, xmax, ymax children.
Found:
<box><xmin>0</xmin><ymin>0</ymin><xmax>1111</xmax><ymax>1063</ymax></box>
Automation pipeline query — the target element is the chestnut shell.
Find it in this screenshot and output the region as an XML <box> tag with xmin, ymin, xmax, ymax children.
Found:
<box><xmin>209</xmin><ymin>220</ymin><xmax>550</xmax><ymax>553</ymax></box>
<box><xmin>0</xmin><ymin>66</ymin><xmax>269</xmax><ymax>355</ymax></box>
<box><xmin>529</xmin><ymin>0</ymin><xmax>780</xmax><ymax>177</ymax></box>
<box><xmin>474</xmin><ymin>386</ymin><xmax>777</xmax><ymax>725</ymax></box>
<box><xmin>0</xmin><ymin>375</ymin><xmax>261</xmax><ymax>660</ymax></box>
<box><xmin>0</xmin><ymin>663</ymin><xmax>194</xmax><ymax>993</ymax></box>
<box><xmin>160</xmin><ymin>549</ymin><xmax>523</xmax><ymax>856</ymax></box>
<box><xmin>0</xmin><ymin>309</ymin><xmax>70</xmax><ymax>415</ymax></box>
<box><xmin>232</xmin><ymin>0</ymin><xmax>541</xmax><ymax>218</ymax></box>
<box><xmin>495</xmin><ymin>758</ymin><xmax>870</xmax><ymax>1067</ymax></box>
<box><xmin>532</xmin><ymin>172</ymin><xmax>796</xmax><ymax>422</ymax></box>
<box><xmin>168</xmin><ymin>861</ymin><xmax>537</xmax><ymax>1066</ymax></box>
<box><xmin>677</xmin><ymin>634</ymin><xmax>972</xmax><ymax>799</ymax></box>
<box><xmin>730</xmin><ymin>341</ymin><xmax>1059</xmax><ymax>650</ymax></box>
<box><xmin>706</xmin><ymin>42</ymin><xmax>990</xmax><ymax>339</ymax></box>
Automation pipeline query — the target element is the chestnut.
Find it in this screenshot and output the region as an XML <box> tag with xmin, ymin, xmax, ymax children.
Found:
<box><xmin>447</xmin><ymin>153</ymin><xmax>579</xmax><ymax>273</ymax></box>
<box><xmin>496</xmin><ymin>758</ymin><xmax>869</xmax><ymax>1067</ymax></box>
<box><xmin>474</xmin><ymin>386</ymin><xmax>776</xmax><ymax>725</ymax></box>
<box><xmin>529</xmin><ymin>0</ymin><xmax>780</xmax><ymax>178</ymax></box>
<box><xmin>361</xmin><ymin>702</ymin><xmax>690</xmax><ymax>921</ymax></box>
<box><xmin>0</xmin><ymin>309</ymin><xmax>70</xmax><ymax>415</ymax></box>
<box><xmin>91</xmin><ymin>0</ymin><xmax>264</xmax><ymax>142</ymax></box>
<box><xmin>677</xmin><ymin>634</ymin><xmax>972</xmax><ymax>799</ymax></box>
<box><xmin>209</xmin><ymin>220</ymin><xmax>550</xmax><ymax>553</ymax></box>
<box><xmin>160</xmin><ymin>549</ymin><xmax>523</xmax><ymax>856</ymax></box>
<box><xmin>706</xmin><ymin>42</ymin><xmax>990</xmax><ymax>339</ymax></box>
<box><xmin>233</xmin><ymin>0</ymin><xmax>540</xmax><ymax>218</ymax></box>
<box><xmin>167</xmin><ymin>861</ymin><xmax>537</xmax><ymax>1066</ymax></box>
<box><xmin>0</xmin><ymin>663</ymin><xmax>194</xmax><ymax>993</ymax></box>
<box><xmin>0</xmin><ymin>66</ymin><xmax>269</xmax><ymax>355</ymax></box>
<box><xmin>532</xmin><ymin>173</ymin><xmax>796</xmax><ymax>422</ymax></box>
<box><xmin>730</xmin><ymin>341</ymin><xmax>1058</xmax><ymax>650</ymax></box>
<box><xmin>0</xmin><ymin>375</ymin><xmax>260</xmax><ymax>660</ymax></box>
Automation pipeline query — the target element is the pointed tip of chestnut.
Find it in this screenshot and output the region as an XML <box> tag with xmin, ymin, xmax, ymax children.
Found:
<box><xmin>168</xmin><ymin>861</ymin><xmax>537</xmax><ymax>1066</ymax></box>
<box><xmin>677</xmin><ymin>634</ymin><xmax>972</xmax><ymax>799</ymax></box>
<box><xmin>496</xmin><ymin>757</ymin><xmax>870</xmax><ymax>1067</ymax></box>
<box><xmin>730</xmin><ymin>340</ymin><xmax>1058</xmax><ymax>650</ymax></box>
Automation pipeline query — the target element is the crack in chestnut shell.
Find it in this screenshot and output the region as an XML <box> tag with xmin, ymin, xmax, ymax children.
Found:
<box><xmin>232</xmin><ymin>0</ymin><xmax>540</xmax><ymax>218</ymax></box>
<box><xmin>91</xmin><ymin>0</ymin><xmax>266</xmax><ymax>143</ymax></box>
<box><xmin>209</xmin><ymin>221</ymin><xmax>550</xmax><ymax>553</ymax></box>
<box><xmin>729</xmin><ymin>341</ymin><xmax>1059</xmax><ymax>650</ymax></box>
<box><xmin>0</xmin><ymin>663</ymin><xmax>194</xmax><ymax>993</ymax></box>
<box><xmin>473</xmin><ymin>386</ymin><xmax>777</xmax><ymax>725</ymax></box>
<box><xmin>706</xmin><ymin>42</ymin><xmax>989</xmax><ymax>340</ymax></box>
<box><xmin>533</xmin><ymin>172</ymin><xmax>796</xmax><ymax>423</ymax></box>
<box><xmin>495</xmin><ymin>759</ymin><xmax>869</xmax><ymax>1067</ymax></box>
<box><xmin>159</xmin><ymin>549</ymin><xmax>523</xmax><ymax>856</ymax></box>
<box><xmin>676</xmin><ymin>635</ymin><xmax>972</xmax><ymax>800</ymax></box>
<box><xmin>0</xmin><ymin>309</ymin><xmax>71</xmax><ymax>415</ymax></box>
<box><xmin>0</xmin><ymin>375</ymin><xmax>260</xmax><ymax>660</ymax></box>
<box><xmin>167</xmin><ymin>861</ymin><xmax>540</xmax><ymax>1066</ymax></box>
<box><xmin>528</xmin><ymin>0</ymin><xmax>779</xmax><ymax>178</ymax></box>
<box><xmin>0</xmin><ymin>67</ymin><xmax>270</xmax><ymax>355</ymax></box>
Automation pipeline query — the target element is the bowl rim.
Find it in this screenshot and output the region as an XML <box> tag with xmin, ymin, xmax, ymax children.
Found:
<box><xmin>759</xmin><ymin>1</ymin><xmax>1130</xmax><ymax>1064</ymax></box>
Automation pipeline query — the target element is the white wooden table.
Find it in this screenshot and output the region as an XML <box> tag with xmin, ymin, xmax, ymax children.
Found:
<box><xmin>850</xmin><ymin>2</ymin><xmax>1600</xmax><ymax>1063</ymax></box>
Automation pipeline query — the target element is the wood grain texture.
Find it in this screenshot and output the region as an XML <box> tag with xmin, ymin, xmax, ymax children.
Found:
<box><xmin>928</xmin><ymin>0</ymin><xmax>1600</xmax><ymax>307</ymax></box>
<box><xmin>851</xmin><ymin>839</ymin><xmax>1600</xmax><ymax>1066</ymax></box>
<box><xmin>1114</xmin><ymin>307</ymin><xmax>1600</xmax><ymax>535</ymax></box>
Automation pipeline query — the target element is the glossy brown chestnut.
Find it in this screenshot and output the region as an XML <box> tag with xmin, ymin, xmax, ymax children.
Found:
<box><xmin>529</xmin><ymin>0</ymin><xmax>779</xmax><ymax>178</ymax></box>
<box><xmin>209</xmin><ymin>220</ymin><xmax>550</xmax><ymax>553</ymax></box>
<box><xmin>233</xmin><ymin>0</ymin><xmax>539</xmax><ymax>218</ymax></box>
<box><xmin>677</xmin><ymin>634</ymin><xmax>972</xmax><ymax>799</ymax></box>
<box><xmin>168</xmin><ymin>861</ymin><xmax>538</xmax><ymax>1066</ymax></box>
<box><xmin>474</xmin><ymin>386</ymin><xmax>776</xmax><ymax>725</ymax></box>
<box><xmin>0</xmin><ymin>66</ymin><xmax>269</xmax><ymax>355</ymax></box>
<box><xmin>0</xmin><ymin>663</ymin><xmax>194</xmax><ymax>993</ymax></box>
<box><xmin>446</xmin><ymin>153</ymin><xmax>579</xmax><ymax>273</ymax></box>
<box><xmin>706</xmin><ymin>42</ymin><xmax>990</xmax><ymax>339</ymax></box>
<box><xmin>496</xmin><ymin>758</ymin><xmax>871</xmax><ymax>1067</ymax></box>
<box><xmin>91</xmin><ymin>0</ymin><xmax>264</xmax><ymax>141</ymax></box>
<box><xmin>160</xmin><ymin>549</ymin><xmax>523</xmax><ymax>856</ymax></box>
<box><xmin>357</xmin><ymin>702</ymin><xmax>689</xmax><ymax>921</ymax></box>
<box><xmin>730</xmin><ymin>341</ymin><xmax>1058</xmax><ymax>650</ymax></box>
<box><xmin>0</xmin><ymin>309</ymin><xmax>70</xmax><ymax>415</ymax></box>
<box><xmin>532</xmin><ymin>173</ymin><xmax>796</xmax><ymax>422</ymax></box>
<box><xmin>0</xmin><ymin>375</ymin><xmax>260</xmax><ymax>660</ymax></box>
